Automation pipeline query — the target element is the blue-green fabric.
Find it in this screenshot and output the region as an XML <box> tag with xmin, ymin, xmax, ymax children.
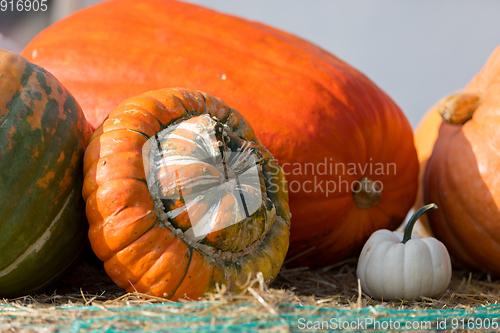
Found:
<box><xmin>2</xmin><ymin>302</ymin><xmax>500</xmax><ymax>332</ymax></box>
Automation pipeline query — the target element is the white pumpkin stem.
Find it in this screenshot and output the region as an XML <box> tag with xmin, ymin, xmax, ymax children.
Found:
<box><xmin>402</xmin><ymin>203</ymin><xmax>438</xmax><ymax>244</ymax></box>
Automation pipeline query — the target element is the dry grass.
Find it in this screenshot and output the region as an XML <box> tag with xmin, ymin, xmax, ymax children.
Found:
<box><xmin>2</xmin><ymin>254</ymin><xmax>500</xmax><ymax>332</ymax></box>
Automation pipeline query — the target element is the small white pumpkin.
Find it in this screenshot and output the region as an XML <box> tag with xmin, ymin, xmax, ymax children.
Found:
<box><xmin>356</xmin><ymin>204</ymin><xmax>452</xmax><ymax>301</ymax></box>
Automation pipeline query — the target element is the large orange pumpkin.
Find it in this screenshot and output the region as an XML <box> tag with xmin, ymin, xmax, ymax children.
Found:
<box><xmin>83</xmin><ymin>88</ymin><xmax>290</xmax><ymax>299</ymax></box>
<box><xmin>22</xmin><ymin>0</ymin><xmax>418</xmax><ymax>268</ymax></box>
<box><xmin>423</xmin><ymin>46</ymin><xmax>500</xmax><ymax>275</ymax></box>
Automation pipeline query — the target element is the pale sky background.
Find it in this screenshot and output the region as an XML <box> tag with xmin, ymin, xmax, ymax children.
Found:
<box><xmin>1</xmin><ymin>0</ymin><xmax>499</xmax><ymax>128</ymax></box>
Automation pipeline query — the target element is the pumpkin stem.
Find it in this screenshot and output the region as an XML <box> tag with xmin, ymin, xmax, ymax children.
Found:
<box><xmin>438</xmin><ymin>93</ymin><xmax>481</xmax><ymax>125</ymax></box>
<box><xmin>402</xmin><ymin>203</ymin><xmax>438</xmax><ymax>244</ymax></box>
<box><xmin>353</xmin><ymin>177</ymin><xmax>381</xmax><ymax>209</ymax></box>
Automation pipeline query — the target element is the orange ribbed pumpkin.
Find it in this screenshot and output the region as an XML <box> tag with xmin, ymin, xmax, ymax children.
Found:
<box><xmin>423</xmin><ymin>46</ymin><xmax>500</xmax><ymax>275</ymax></box>
<box><xmin>23</xmin><ymin>0</ymin><xmax>418</xmax><ymax>268</ymax></box>
<box><xmin>83</xmin><ymin>88</ymin><xmax>290</xmax><ymax>299</ymax></box>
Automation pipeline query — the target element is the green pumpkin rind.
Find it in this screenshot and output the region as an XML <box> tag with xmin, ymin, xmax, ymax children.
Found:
<box><xmin>0</xmin><ymin>49</ymin><xmax>92</xmax><ymax>297</ymax></box>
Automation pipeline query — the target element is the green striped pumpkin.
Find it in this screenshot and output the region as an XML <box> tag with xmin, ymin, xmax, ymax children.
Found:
<box><xmin>0</xmin><ymin>49</ymin><xmax>92</xmax><ymax>297</ymax></box>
